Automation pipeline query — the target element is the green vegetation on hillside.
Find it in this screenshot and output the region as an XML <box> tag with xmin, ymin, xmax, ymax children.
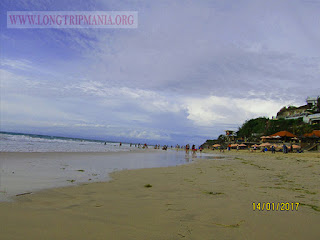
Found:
<box><xmin>237</xmin><ymin>117</ymin><xmax>319</xmax><ymax>141</ymax></box>
<box><xmin>202</xmin><ymin>118</ymin><xmax>319</xmax><ymax>147</ymax></box>
<box><xmin>236</xmin><ymin>117</ymin><xmax>268</xmax><ymax>139</ymax></box>
<box><xmin>201</xmin><ymin>135</ymin><xmax>227</xmax><ymax>148</ymax></box>
<box><xmin>202</xmin><ymin>98</ymin><xmax>319</xmax><ymax>147</ymax></box>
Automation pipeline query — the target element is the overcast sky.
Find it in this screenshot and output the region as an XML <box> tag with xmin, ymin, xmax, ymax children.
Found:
<box><xmin>1</xmin><ymin>0</ymin><xmax>320</xmax><ymax>145</ymax></box>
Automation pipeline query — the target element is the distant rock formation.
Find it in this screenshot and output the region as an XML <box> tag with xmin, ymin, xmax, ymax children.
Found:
<box><xmin>276</xmin><ymin>105</ymin><xmax>309</xmax><ymax>119</ymax></box>
<box><xmin>276</xmin><ymin>96</ymin><xmax>319</xmax><ymax>119</ymax></box>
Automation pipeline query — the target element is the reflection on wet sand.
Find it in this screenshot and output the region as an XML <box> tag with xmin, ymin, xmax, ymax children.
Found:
<box><xmin>0</xmin><ymin>150</ymin><xmax>222</xmax><ymax>201</ymax></box>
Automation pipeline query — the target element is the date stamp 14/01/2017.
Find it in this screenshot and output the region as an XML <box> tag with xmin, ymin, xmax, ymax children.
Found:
<box><xmin>253</xmin><ymin>202</ymin><xmax>299</xmax><ymax>211</ymax></box>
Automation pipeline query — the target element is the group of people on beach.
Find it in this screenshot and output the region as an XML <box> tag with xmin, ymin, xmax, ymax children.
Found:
<box><xmin>115</xmin><ymin>142</ymin><xmax>149</xmax><ymax>148</ymax></box>
<box><xmin>184</xmin><ymin>144</ymin><xmax>203</xmax><ymax>153</ymax></box>
<box><xmin>107</xmin><ymin>141</ymin><xmax>206</xmax><ymax>153</ymax></box>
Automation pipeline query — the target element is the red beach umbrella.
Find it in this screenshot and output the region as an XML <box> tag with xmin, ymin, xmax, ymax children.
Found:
<box><xmin>269</xmin><ymin>131</ymin><xmax>297</xmax><ymax>138</ymax></box>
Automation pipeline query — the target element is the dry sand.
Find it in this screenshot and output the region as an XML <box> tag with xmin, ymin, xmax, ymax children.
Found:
<box><xmin>1</xmin><ymin>151</ymin><xmax>319</xmax><ymax>239</ymax></box>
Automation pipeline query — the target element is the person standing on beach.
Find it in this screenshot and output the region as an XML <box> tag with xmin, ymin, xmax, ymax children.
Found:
<box><xmin>199</xmin><ymin>146</ymin><xmax>203</xmax><ymax>152</ymax></box>
<box><xmin>283</xmin><ymin>144</ymin><xmax>287</xmax><ymax>154</ymax></box>
<box><xmin>191</xmin><ymin>145</ymin><xmax>197</xmax><ymax>156</ymax></box>
<box><xmin>271</xmin><ymin>145</ymin><xmax>275</xmax><ymax>154</ymax></box>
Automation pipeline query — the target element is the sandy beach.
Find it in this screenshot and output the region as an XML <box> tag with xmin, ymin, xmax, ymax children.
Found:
<box><xmin>0</xmin><ymin>150</ymin><xmax>319</xmax><ymax>239</ymax></box>
<box><xmin>0</xmin><ymin>150</ymin><xmax>211</xmax><ymax>201</ymax></box>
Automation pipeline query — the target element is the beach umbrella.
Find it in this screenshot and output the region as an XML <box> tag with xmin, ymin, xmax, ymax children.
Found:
<box><xmin>238</xmin><ymin>143</ymin><xmax>247</xmax><ymax>147</ymax></box>
<box><xmin>260</xmin><ymin>142</ymin><xmax>271</xmax><ymax>147</ymax></box>
<box><xmin>272</xmin><ymin>135</ymin><xmax>281</xmax><ymax>139</ymax></box>
<box><xmin>269</xmin><ymin>131</ymin><xmax>297</xmax><ymax>138</ymax></box>
<box><xmin>304</xmin><ymin>130</ymin><xmax>320</xmax><ymax>138</ymax></box>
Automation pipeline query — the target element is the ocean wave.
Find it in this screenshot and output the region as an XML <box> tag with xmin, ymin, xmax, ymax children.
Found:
<box><xmin>0</xmin><ymin>132</ymin><xmax>130</xmax><ymax>152</ymax></box>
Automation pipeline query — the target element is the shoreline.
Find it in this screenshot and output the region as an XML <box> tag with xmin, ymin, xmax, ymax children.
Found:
<box><xmin>0</xmin><ymin>151</ymin><xmax>319</xmax><ymax>239</ymax></box>
<box><xmin>0</xmin><ymin>150</ymin><xmax>218</xmax><ymax>202</ymax></box>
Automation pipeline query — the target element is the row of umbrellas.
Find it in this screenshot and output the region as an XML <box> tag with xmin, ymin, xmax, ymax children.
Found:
<box><xmin>261</xmin><ymin>130</ymin><xmax>320</xmax><ymax>139</ymax></box>
<box><xmin>212</xmin><ymin>143</ymin><xmax>256</xmax><ymax>148</ymax></box>
<box><xmin>261</xmin><ymin>136</ymin><xmax>299</xmax><ymax>140</ymax></box>
<box><xmin>257</xmin><ymin>143</ymin><xmax>301</xmax><ymax>149</ymax></box>
<box><xmin>212</xmin><ymin>143</ymin><xmax>301</xmax><ymax>149</ymax></box>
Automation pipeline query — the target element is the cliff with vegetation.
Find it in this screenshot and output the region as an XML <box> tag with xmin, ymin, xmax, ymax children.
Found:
<box><xmin>202</xmin><ymin>98</ymin><xmax>320</xmax><ymax>147</ymax></box>
<box><xmin>236</xmin><ymin>117</ymin><xmax>318</xmax><ymax>141</ymax></box>
<box><xmin>202</xmin><ymin>115</ymin><xmax>319</xmax><ymax>148</ymax></box>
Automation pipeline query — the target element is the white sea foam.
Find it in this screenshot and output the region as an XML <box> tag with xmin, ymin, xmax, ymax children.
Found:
<box><xmin>0</xmin><ymin>133</ymin><xmax>132</xmax><ymax>152</ymax></box>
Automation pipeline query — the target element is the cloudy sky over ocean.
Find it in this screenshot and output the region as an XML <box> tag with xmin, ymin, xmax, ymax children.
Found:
<box><xmin>1</xmin><ymin>0</ymin><xmax>320</xmax><ymax>145</ymax></box>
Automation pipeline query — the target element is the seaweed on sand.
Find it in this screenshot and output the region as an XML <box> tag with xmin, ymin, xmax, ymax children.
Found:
<box><xmin>204</xmin><ymin>191</ymin><xmax>224</xmax><ymax>195</ymax></box>
<box><xmin>213</xmin><ymin>220</ymin><xmax>245</xmax><ymax>228</ymax></box>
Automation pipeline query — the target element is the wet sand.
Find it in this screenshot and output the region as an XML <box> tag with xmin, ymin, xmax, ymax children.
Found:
<box><xmin>0</xmin><ymin>151</ymin><xmax>319</xmax><ymax>239</ymax></box>
<box><xmin>0</xmin><ymin>150</ymin><xmax>209</xmax><ymax>201</ymax></box>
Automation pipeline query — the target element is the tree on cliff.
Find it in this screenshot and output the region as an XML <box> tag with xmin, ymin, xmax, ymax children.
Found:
<box><xmin>237</xmin><ymin>117</ymin><xmax>268</xmax><ymax>140</ymax></box>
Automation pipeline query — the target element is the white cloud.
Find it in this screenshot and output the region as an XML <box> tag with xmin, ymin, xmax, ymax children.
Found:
<box><xmin>74</xmin><ymin>123</ymin><xmax>106</xmax><ymax>128</ymax></box>
<box><xmin>0</xmin><ymin>95</ymin><xmax>83</xmax><ymax>123</ymax></box>
<box><xmin>125</xmin><ymin>129</ymin><xmax>170</xmax><ymax>141</ymax></box>
<box><xmin>1</xmin><ymin>0</ymin><xmax>320</xmax><ymax>144</ymax></box>
<box><xmin>1</xmin><ymin>59</ymin><xmax>35</xmax><ymax>71</ymax></box>
<box><xmin>68</xmin><ymin>81</ymin><xmax>183</xmax><ymax>114</ymax></box>
<box><xmin>184</xmin><ymin>96</ymin><xmax>294</xmax><ymax>127</ymax></box>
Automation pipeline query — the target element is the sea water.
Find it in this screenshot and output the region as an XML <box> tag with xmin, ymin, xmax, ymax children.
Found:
<box><xmin>0</xmin><ymin>132</ymin><xmax>131</xmax><ymax>152</ymax></box>
<box><xmin>0</xmin><ymin>132</ymin><xmax>221</xmax><ymax>201</ymax></box>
